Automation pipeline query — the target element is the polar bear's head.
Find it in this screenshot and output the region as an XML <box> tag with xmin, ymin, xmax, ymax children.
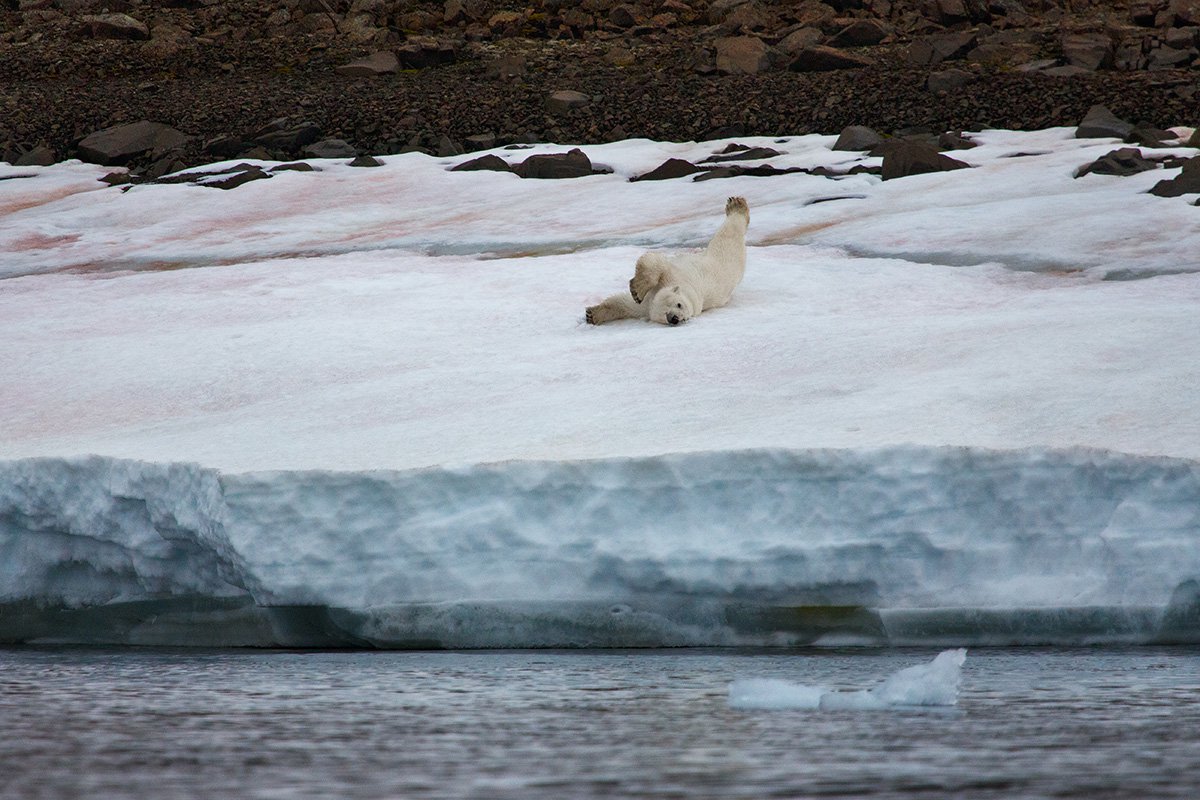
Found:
<box><xmin>649</xmin><ymin>285</ymin><xmax>696</xmax><ymax>326</ymax></box>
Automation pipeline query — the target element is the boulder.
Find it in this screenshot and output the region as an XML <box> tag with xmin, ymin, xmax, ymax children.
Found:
<box><xmin>14</xmin><ymin>145</ymin><xmax>56</xmax><ymax>167</ymax></box>
<box><xmin>335</xmin><ymin>51</ymin><xmax>400</xmax><ymax>77</ymax></box>
<box><xmin>348</xmin><ymin>156</ymin><xmax>383</xmax><ymax>167</ymax></box>
<box><xmin>703</xmin><ymin>146</ymin><xmax>783</xmax><ymax>162</ymax></box>
<box><xmin>546</xmin><ymin>90</ymin><xmax>590</xmax><ymax>115</ymax></box>
<box><xmin>77</xmin><ymin>121</ymin><xmax>190</xmax><ymax>165</ymax></box>
<box><xmin>832</xmin><ymin>125</ymin><xmax>883</xmax><ymax>151</ymax></box>
<box><xmin>826</xmin><ymin>19</ymin><xmax>890</xmax><ymax>47</ymax></box>
<box><xmin>927</xmin><ymin>68</ymin><xmax>974</xmax><ymax>92</ymax></box>
<box><xmin>514</xmin><ymin>148</ymin><xmax>602</xmax><ymax>179</ymax></box>
<box><xmin>776</xmin><ymin>27</ymin><xmax>824</xmax><ymax>57</ymax></box>
<box><xmin>1167</xmin><ymin>0</ymin><xmax>1200</xmax><ymax>26</ymax></box>
<box><xmin>397</xmin><ymin>38</ymin><xmax>458</xmax><ymax>69</ymax></box>
<box><xmin>693</xmin><ymin>164</ymin><xmax>808</xmax><ymax>180</ymax></box>
<box><xmin>629</xmin><ymin>158</ymin><xmax>704</xmax><ymax>182</ymax></box>
<box><xmin>880</xmin><ymin>141</ymin><xmax>970</xmax><ymax>180</ymax></box>
<box><xmin>269</xmin><ymin>162</ymin><xmax>317</xmax><ymax>172</ymax></box>
<box><xmin>907</xmin><ymin>31</ymin><xmax>977</xmax><ymax>66</ymax></box>
<box><xmin>303</xmin><ymin>139</ymin><xmax>357</xmax><ymax>159</ymax></box>
<box><xmin>451</xmin><ymin>154</ymin><xmax>512</xmax><ymax>172</ymax></box>
<box><xmin>82</xmin><ymin>13</ymin><xmax>149</xmax><ymax>40</ymax></box>
<box><xmin>255</xmin><ymin>122</ymin><xmax>321</xmax><ymax>150</ymax></box>
<box><xmin>1075</xmin><ymin>148</ymin><xmax>1160</xmax><ymax>177</ymax></box>
<box><xmin>205</xmin><ymin>168</ymin><xmax>272</xmax><ymax>191</ymax></box>
<box><xmin>1075</xmin><ymin>105</ymin><xmax>1135</xmax><ymax>140</ymax></box>
<box><xmin>714</xmin><ymin>36</ymin><xmax>774</xmax><ymax>74</ymax></box>
<box><xmin>789</xmin><ymin>45</ymin><xmax>874</xmax><ymax>71</ymax></box>
<box><xmin>1061</xmin><ymin>32</ymin><xmax>1113</xmax><ymax>71</ymax></box>
<box><xmin>1148</xmin><ymin>157</ymin><xmax>1200</xmax><ymax>197</ymax></box>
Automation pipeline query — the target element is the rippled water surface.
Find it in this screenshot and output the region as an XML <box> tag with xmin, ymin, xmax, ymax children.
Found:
<box><xmin>2</xmin><ymin>646</ymin><xmax>1198</xmax><ymax>799</ymax></box>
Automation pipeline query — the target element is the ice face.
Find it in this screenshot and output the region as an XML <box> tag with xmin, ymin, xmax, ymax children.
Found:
<box><xmin>728</xmin><ymin>649</ymin><xmax>967</xmax><ymax>711</ymax></box>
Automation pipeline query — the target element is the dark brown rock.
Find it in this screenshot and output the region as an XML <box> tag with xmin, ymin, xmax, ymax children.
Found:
<box><xmin>303</xmin><ymin>139</ymin><xmax>357</xmax><ymax>159</ymax></box>
<box><xmin>630</xmin><ymin>158</ymin><xmax>703</xmax><ymax>181</ymax></box>
<box><xmin>514</xmin><ymin>148</ymin><xmax>601</xmax><ymax>179</ymax></box>
<box><xmin>546</xmin><ymin>90</ymin><xmax>590</xmax><ymax>115</ymax></box>
<box><xmin>827</xmin><ymin>19</ymin><xmax>890</xmax><ymax>48</ymax></box>
<box><xmin>336</xmin><ymin>51</ymin><xmax>400</xmax><ymax>77</ymax></box>
<box><xmin>832</xmin><ymin>125</ymin><xmax>883</xmax><ymax>151</ymax></box>
<box><xmin>77</xmin><ymin>121</ymin><xmax>190</xmax><ymax>165</ymax></box>
<box><xmin>714</xmin><ymin>36</ymin><xmax>774</xmax><ymax>74</ymax></box>
<box><xmin>927</xmin><ymin>68</ymin><xmax>974</xmax><ymax>93</ymax></box>
<box><xmin>789</xmin><ymin>45</ymin><xmax>874</xmax><ymax>71</ymax></box>
<box><xmin>880</xmin><ymin>141</ymin><xmax>970</xmax><ymax>180</ymax></box>
<box><xmin>14</xmin><ymin>145</ymin><xmax>56</xmax><ymax>166</ymax></box>
<box><xmin>908</xmin><ymin>31</ymin><xmax>977</xmax><ymax>66</ymax></box>
<box><xmin>255</xmin><ymin>122</ymin><xmax>321</xmax><ymax>151</ymax></box>
<box><xmin>1148</xmin><ymin>156</ymin><xmax>1200</xmax><ymax>196</ymax></box>
<box><xmin>348</xmin><ymin>155</ymin><xmax>383</xmax><ymax>167</ymax></box>
<box><xmin>82</xmin><ymin>13</ymin><xmax>149</xmax><ymax>40</ymax></box>
<box><xmin>1075</xmin><ymin>147</ymin><xmax>1160</xmax><ymax>177</ymax></box>
<box><xmin>1076</xmin><ymin>105</ymin><xmax>1136</xmax><ymax>140</ymax></box>
<box><xmin>205</xmin><ymin>168</ymin><xmax>272</xmax><ymax>190</ymax></box>
<box><xmin>703</xmin><ymin>146</ymin><xmax>784</xmax><ymax>162</ymax></box>
<box><xmin>451</xmin><ymin>154</ymin><xmax>512</xmax><ymax>172</ymax></box>
<box><xmin>1061</xmin><ymin>32</ymin><xmax>1113</xmax><ymax>71</ymax></box>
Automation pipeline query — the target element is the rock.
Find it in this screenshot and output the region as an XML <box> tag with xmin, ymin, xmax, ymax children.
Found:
<box><xmin>203</xmin><ymin>135</ymin><xmax>251</xmax><ymax>158</ymax></box>
<box><xmin>205</xmin><ymin>168</ymin><xmax>272</xmax><ymax>191</ymax></box>
<box><xmin>832</xmin><ymin>125</ymin><xmax>883</xmax><ymax>151</ymax></box>
<box><xmin>1015</xmin><ymin>58</ymin><xmax>1060</xmax><ymax>72</ymax></box>
<box><xmin>1076</xmin><ymin>105</ymin><xmax>1135</xmax><ymax>140</ymax></box>
<box><xmin>81</xmin><ymin>13</ymin><xmax>149</xmax><ymax>40</ymax></box>
<box><xmin>1165</xmin><ymin>26</ymin><xmax>1199</xmax><ymax>48</ymax></box>
<box><xmin>546</xmin><ymin>90</ymin><xmax>590</xmax><ymax>115</ymax></box>
<box><xmin>692</xmin><ymin>164</ymin><xmax>808</xmax><ymax>180</ymax></box>
<box><xmin>908</xmin><ymin>31</ymin><xmax>977</xmax><ymax>66</ymax></box>
<box><xmin>629</xmin><ymin>158</ymin><xmax>703</xmax><ymax>181</ymax></box>
<box><xmin>708</xmin><ymin>0</ymin><xmax>754</xmax><ymax>24</ymax></box>
<box><xmin>927</xmin><ymin>68</ymin><xmax>974</xmax><ymax>92</ymax></box>
<box><xmin>1061</xmin><ymin>32</ymin><xmax>1113</xmax><ymax>71</ymax></box>
<box><xmin>1188</xmin><ymin>129</ymin><xmax>1200</xmax><ymax>148</ymax></box>
<box><xmin>880</xmin><ymin>141</ymin><xmax>970</xmax><ymax>180</ymax></box>
<box><xmin>703</xmin><ymin>146</ymin><xmax>783</xmax><ymax>162</ymax></box>
<box><xmin>1041</xmin><ymin>65</ymin><xmax>1094</xmax><ymax>78</ymax></box>
<box><xmin>937</xmin><ymin>131</ymin><xmax>977</xmax><ymax>151</ymax></box>
<box><xmin>303</xmin><ymin>139</ymin><xmax>357</xmax><ymax>159</ymax></box>
<box><xmin>487</xmin><ymin>54</ymin><xmax>527</xmax><ymax>79</ymax></box>
<box><xmin>450</xmin><ymin>154</ymin><xmax>512</xmax><ymax>172</ymax></box>
<box><xmin>514</xmin><ymin>148</ymin><xmax>601</xmax><ymax>179</ymax></box>
<box><xmin>1167</xmin><ymin>0</ymin><xmax>1200</xmax><ymax>26</ymax></box>
<box><xmin>14</xmin><ymin>145</ymin><xmax>55</xmax><ymax>166</ymax></box>
<box><xmin>348</xmin><ymin>156</ymin><xmax>383</xmax><ymax>167</ymax></box>
<box><xmin>255</xmin><ymin>122</ymin><xmax>321</xmax><ymax>150</ymax></box>
<box><xmin>827</xmin><ymin>19</ymin><xmax>890</xmax><ymax>47</ymax></box>
<box><xmin>77</xmin><ymin>120</ymin><xmax>190</xmax><ymax>165</ymax></box>
<box><xmin>714</xmin><ymin>36</ymin><xmax>773</xmax><ymax>74</ymax></box>
<box><xmin>397</xmin><ymin>38</ymin><xmax>458</xmax><ymax>69</ymax></box>
<box><xmin>436</xmin><ymin>135</ymin><xmax>462</xmax><ymax>157</ymax></box>
<box><xmin>722</xmin><ymin>1</ymin><xmax>772</xmax><ymax>31</ymax></box>
<box><xmin>99</xmin><ymin>171</ymin><xmax>133</xmax><ymax>187</ymax></box>
<box><xmin>1148</xmin><ymin>45</ymin><xmax>1194</xmax><ymax>69</ymax></box>
<box><xmin>776</xmin><ymin>27</ymin><xmax>824</xmax><ymax>57</ymax></box>
<box><xmin>609</xmin><ymin>4</ymin><xmax>639</xmax><ymax>28</ymax></box>
<box><xmin>269</xmin><ymin>162</ymin><xmax>317</xmax><ymax>172</ymax></box>
<box><xmin>335</xmin><ymin>51</ymin><xmax>400</xmax><ymax>77</ymax></box>
<box><xmin>789</xmin><ymin>45</ymin><xmax>874</xmax><ymax>71</ymax></box>
<box><xmin>1075</xmin><ymin>147</ymin><xmax>1159</xmax><ymax>177</ymax></box>
<box><xmin>464</xmin><ymin>132</ymin><xmax>497</xmax><ymax>151</ymax></box>
<box><xmin>1148</xmin><ymin>156</ymin><xmax>1200</xmax><ymax>197</ymax></box>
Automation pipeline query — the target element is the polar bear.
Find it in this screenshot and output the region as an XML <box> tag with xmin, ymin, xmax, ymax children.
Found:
<box><xmin>585</xmin><ymin>196</ymin><xmax>749</xmax><ymax>326</ymax></box>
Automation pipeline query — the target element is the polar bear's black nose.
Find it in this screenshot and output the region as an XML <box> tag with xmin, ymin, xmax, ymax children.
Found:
<box><xmin>667</xmin><ymin>315</ymin><xmax>680</xmax><ymax>325</ymax></box>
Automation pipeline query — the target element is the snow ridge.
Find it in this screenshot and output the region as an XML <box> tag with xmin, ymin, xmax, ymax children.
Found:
<box><xmin>2</xmin><ymin>447</ymin><xmax>1198</xmax><ymax>648</ymax></box>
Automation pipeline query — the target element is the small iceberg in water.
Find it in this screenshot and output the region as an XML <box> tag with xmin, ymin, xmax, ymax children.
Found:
<box><xmin>729</xmin><ymin>648</ymin><xmax>967</xmax><ymax>711</ymax></box>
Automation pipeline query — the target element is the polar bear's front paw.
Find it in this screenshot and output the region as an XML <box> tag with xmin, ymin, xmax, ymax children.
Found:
<box><xmin>629</xmin><ymin>274</ymin><xmax>655</xmax><ymax>304</ymax></box>
<box><xmin>585</xmin><ymin>305</ymin><xmax>598</xmax><ymax>324</ymax></box>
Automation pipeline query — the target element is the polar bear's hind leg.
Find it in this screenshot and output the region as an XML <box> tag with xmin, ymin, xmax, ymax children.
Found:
<box><xmin>586</xmin><ymin>292</ymin><xmax>642</xmax><ymax>325</ymax></box>
<box><xmin>629</xmin><ymin>252</ymin><xmax>674</xmax><ymax>303</ymax></box>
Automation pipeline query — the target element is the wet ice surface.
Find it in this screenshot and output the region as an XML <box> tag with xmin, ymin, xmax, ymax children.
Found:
<box><xmin>2</xmin><ymin>647</ymin><xmax>1198</xmax><ymax>800</ymax></box>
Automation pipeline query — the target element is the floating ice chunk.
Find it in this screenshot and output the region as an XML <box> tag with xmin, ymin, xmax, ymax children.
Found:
<box><xmin>726</xmin><ymin>679</ymin><xmax>826</xmax><ymax>710</ymax></box>
<box><xmin>729</xmin><ymin>649</ymin><xmax>967</xmax><ymax>711</ymax></box>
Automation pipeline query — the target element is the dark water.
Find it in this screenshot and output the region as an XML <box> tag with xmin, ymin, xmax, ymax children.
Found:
<box><xmin>1</xmin><ymin>646</ymin><xmax>1198</xmax><ymax>799</ymax></box>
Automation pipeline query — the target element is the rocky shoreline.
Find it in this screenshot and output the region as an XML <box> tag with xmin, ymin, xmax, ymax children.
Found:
<box><xmin>2</xmin><ymin>0</ymin><xmax>1198</xmax><ymax>174</ymax></box>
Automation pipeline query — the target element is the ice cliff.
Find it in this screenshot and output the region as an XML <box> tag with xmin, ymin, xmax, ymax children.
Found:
<box><xmin>2</xmin><ymin>447</ymin><xmax>1198</xmax><ymax>648</ymax></box>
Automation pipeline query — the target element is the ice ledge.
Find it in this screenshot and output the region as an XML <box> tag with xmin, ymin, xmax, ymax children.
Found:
<box><xmin>2</xmin><ymin>447</ymin><xmax>1199</xmax><ymax>647</ymax></box>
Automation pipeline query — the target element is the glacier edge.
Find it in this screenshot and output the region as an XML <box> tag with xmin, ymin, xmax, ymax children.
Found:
<box><xmin>1</xmin><ymin>447</ymin><xmax>1198</xmax><ymax>648</ymax></box>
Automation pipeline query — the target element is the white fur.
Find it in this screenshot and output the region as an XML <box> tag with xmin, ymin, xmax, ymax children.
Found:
<box><xmin>586</xmin><ymin>197</ymin><xmax>749</xmax><ymax>326</ymax></box>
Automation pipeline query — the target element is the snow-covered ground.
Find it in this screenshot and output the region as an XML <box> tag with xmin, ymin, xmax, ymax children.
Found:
<box><xmin>2</xmin><ymin>128</ymin><xmax>1199</xmax><ymax>647</ymax></box>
